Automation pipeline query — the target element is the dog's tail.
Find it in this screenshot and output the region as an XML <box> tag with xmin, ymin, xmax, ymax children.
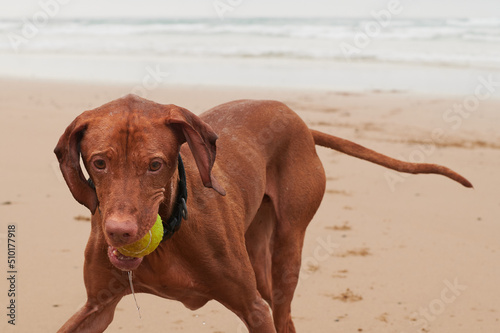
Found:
<box><xmin>311</xmin><ymin>129</ymin><xmax>472</xmax><ymax>188</ymax></box>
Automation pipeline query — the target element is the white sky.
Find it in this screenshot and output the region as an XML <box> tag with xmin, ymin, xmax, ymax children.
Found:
<box><xmin>0</xmin><ymin>0</ymin><xmax>498</xmax><ymax>18</ymax></box>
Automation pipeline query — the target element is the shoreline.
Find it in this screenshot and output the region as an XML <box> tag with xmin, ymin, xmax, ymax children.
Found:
<box><xmin>2</xmin><ymin>54</ymin><xmax>500</xmax><ymax>96</ymax></box>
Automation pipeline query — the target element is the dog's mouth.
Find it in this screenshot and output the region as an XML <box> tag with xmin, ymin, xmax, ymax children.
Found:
<box><xmin>107</xmin><ymin>246</ymin><xmax>143</xmax><ymax>271</ymax></box>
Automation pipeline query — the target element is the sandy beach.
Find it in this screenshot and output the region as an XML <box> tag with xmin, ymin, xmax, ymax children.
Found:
<box><xmin>0</xmin><ymin>77</ymin><xmax>499</xmax><ymax>332</ymax></box>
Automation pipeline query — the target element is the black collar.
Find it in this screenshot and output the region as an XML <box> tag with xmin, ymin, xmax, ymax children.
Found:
<box><xmin>161</xmin><ymin>154</ymin><xmax>188</xmax><ymax>242</ymax></box>
<box><xmin>87</xmin><ymin>154</ymin><xmax>188</xmax><ymax>242</ymax></box>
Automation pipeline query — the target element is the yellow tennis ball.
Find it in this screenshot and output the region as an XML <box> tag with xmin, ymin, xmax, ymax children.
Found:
<box><xmin>117</xmin><ymin>215</ymin><xmax>163</xmax><ymax>258</ymax></box>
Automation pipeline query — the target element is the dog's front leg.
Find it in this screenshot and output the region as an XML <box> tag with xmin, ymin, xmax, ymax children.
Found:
<box><xmin>57</xmin><ymin>296</ymin><xmax>121</xmax><ymax>333</ymax></box>
<box><xmin>58</xmin><ymin>255</ymin><xmax>128</xmax><ymax>332</ymax></box>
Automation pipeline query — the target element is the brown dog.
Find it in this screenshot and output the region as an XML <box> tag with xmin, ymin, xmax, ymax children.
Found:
<box><xmin>54</xmin><ymin>95</ymin><xmax>471</xmax><ymax>332</ymax></box>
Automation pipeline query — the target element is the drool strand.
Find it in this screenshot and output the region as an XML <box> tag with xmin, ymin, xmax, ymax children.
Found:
<box><xmin>128</xmin><ymin>271</ymin><xmax>141</xmax><ymax>319</ymax></box>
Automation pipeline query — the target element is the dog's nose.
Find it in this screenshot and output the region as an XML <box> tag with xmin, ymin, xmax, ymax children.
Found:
<box><xmin>105</xmin><ymin>217</ymin><xmax>138</xmax><ymax>245</ymax></box>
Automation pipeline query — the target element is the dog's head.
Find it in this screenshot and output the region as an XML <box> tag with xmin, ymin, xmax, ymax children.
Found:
<box><xmin>54</xmin><ymin>94</ymin><xmax>225</xmax><ymax>270</ymax></box>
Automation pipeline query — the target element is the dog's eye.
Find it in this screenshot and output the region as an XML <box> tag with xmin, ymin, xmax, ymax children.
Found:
<box><xmin>94</xmin><ymin>159</ymin><xmax>106</xmax><ymax>170</ymax></box>
<box><xmin>149</xmin><ymin>161</ymin><xmax>162</xmax><ymax>172</ymax></box>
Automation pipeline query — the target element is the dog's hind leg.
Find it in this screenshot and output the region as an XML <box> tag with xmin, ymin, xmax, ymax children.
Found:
<box><xmin>266</xmin><ymin>141</ymin><xmax>327</xmax><ymax>332</ymax></box>
<box><xmin>245</xmin><ymin>195</ymin><xmax>276</xmax><ymax>306</ymax></box>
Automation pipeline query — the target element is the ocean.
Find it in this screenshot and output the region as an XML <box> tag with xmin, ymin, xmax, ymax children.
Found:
<box><xmin>1</xmin><ymin>17</ymin><xmax>500</xmax><ymax>93</ymax></box>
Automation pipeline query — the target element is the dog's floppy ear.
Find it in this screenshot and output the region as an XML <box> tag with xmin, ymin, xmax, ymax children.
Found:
<box><xmin>54</xmin><ymin>116</ymin><xmax>98</xmax><ymax>213</ymax></box>
<box><xmin>165</xmin><ymin>106</ymin><xmax>226</xmax><ymax>196</ymax></box>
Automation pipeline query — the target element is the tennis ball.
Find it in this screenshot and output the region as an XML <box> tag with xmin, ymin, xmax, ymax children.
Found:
<box><xmin>117</xmin><ymin>215</ymin><xmax>163</xmax><ymax>258</ymax></box>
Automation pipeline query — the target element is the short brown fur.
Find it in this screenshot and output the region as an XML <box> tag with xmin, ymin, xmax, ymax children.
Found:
<box><xmin>55</xmin><ymin>95</ymin><xmax>471</xmax><ymax>332</ymax></box>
